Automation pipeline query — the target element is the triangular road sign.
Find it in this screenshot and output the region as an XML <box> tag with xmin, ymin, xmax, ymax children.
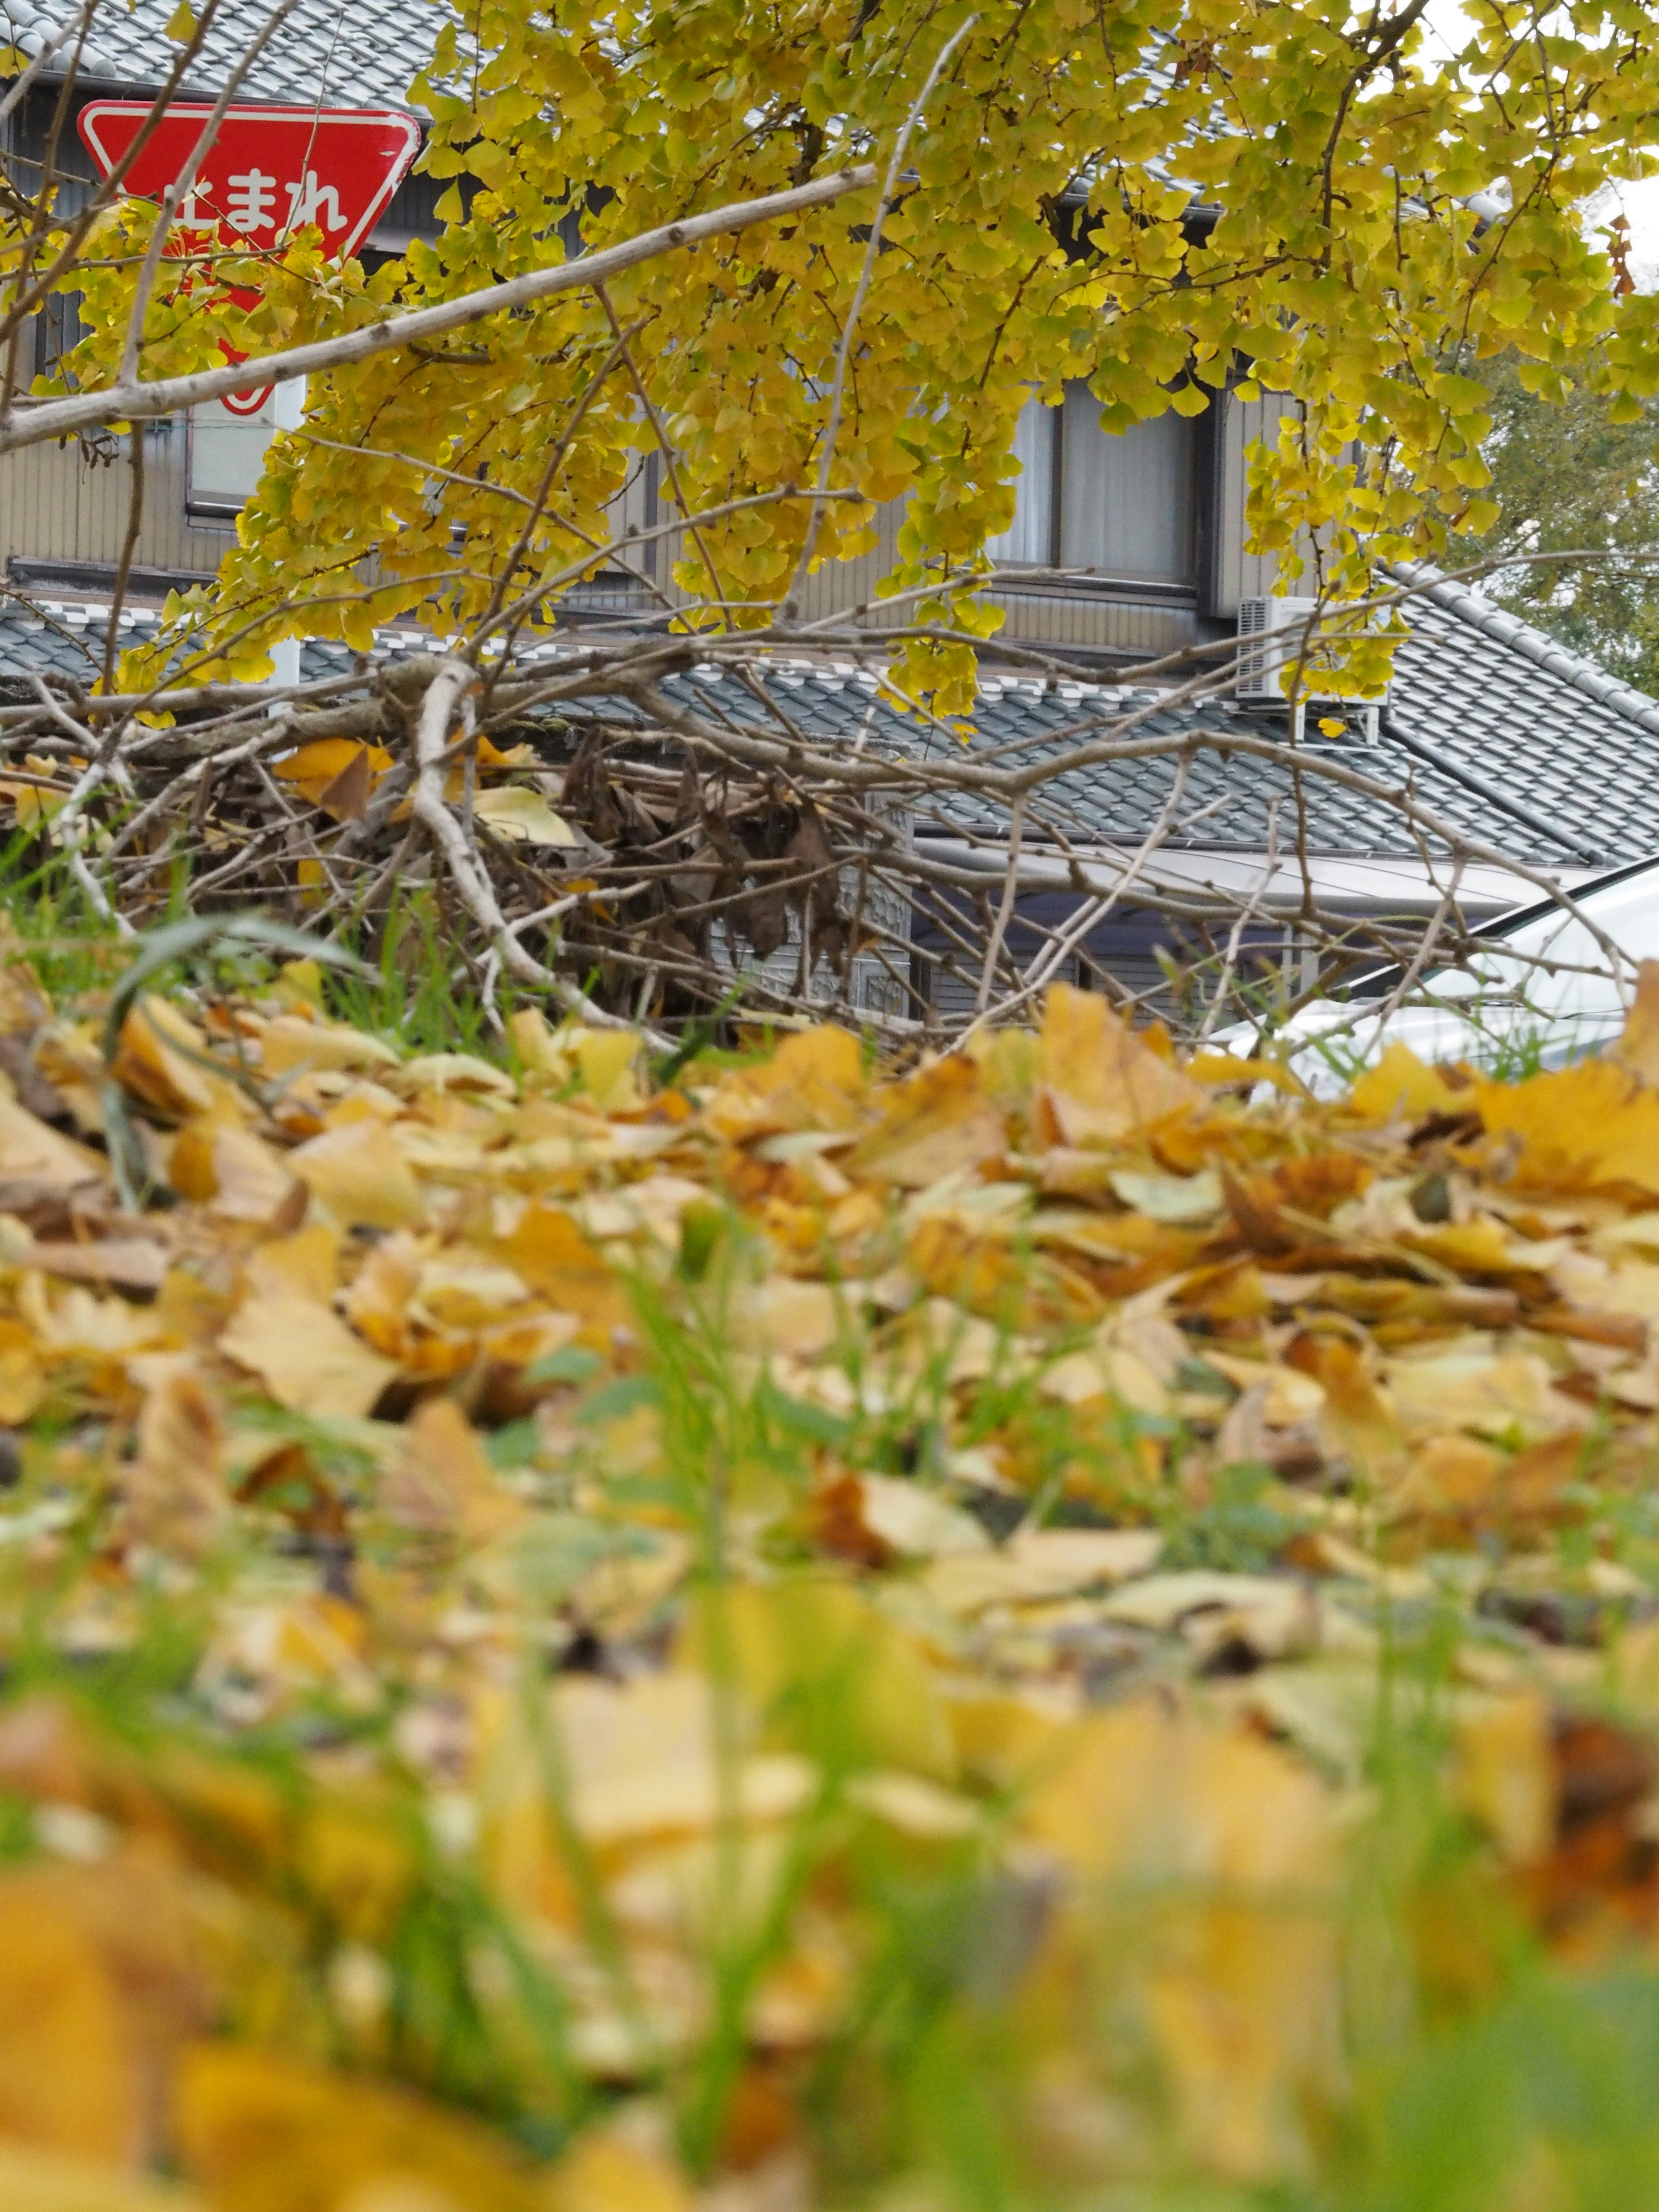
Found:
<box><xmin>77</xmin><ymin>102</ymin><xmax>421</xmax><ymax>265</ymax></box>
<box><xmin>76</xmin><ymin>102</ymin><xmax>421</xmax><ymax>413</ymax></box>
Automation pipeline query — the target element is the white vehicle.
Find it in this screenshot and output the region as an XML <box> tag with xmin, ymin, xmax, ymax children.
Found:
<box><xmin>1217</xmin><ymin>856</ymin><xmax>1659</xmax><ymax>1093</ymax></box>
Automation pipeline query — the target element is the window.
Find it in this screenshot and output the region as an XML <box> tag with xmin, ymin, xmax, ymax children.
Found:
<box><xmin>188</xmin><ymin>396</ymin><xmax>277</xmax><ymax>513</ymax></box>
<box><xmin>987</xmin><ymin>386</ymin><xmax>1197</xmax><ymax>587</ymax></box>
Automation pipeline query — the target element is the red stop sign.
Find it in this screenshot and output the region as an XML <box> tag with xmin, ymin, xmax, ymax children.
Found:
<box><xmin>76</xmin><ymin>102</ymin><xmax>421</xmax><ymax>413</ymax></box>
<box><xmin>77</xmin><ymin>102</ymin><xmax>421</xmax><ymax>259</ymax></box>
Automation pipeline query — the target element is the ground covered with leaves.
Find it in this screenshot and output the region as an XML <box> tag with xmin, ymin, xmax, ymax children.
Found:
<box><xmin>10</xmin><ymin>962</ymin><xmax>1659</xmax><ymax>2209</ymax></box>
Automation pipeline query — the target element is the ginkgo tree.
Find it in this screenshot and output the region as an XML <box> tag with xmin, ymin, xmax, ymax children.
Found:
<box><xmin>1</xmin><ymin>0</ymin><xmax>1657</xmax><ymax>1024</ymax></box>
<box><xmin>10</xmin><ymin>0</ymin><xmax>1658</xmax><ymax>694</ymax></box>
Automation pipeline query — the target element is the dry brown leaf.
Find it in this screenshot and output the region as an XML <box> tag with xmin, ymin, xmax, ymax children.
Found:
<box><xmin>827</xmin><ymin>1478</ymin><xmax>986</xmax><ymax>1566</ymax></box>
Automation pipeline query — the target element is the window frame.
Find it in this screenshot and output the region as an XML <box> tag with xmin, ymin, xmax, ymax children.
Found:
<box><xmin>989</xmin><ymin>382</ymin><xmax>1224</xmax><ymax>605</ymax></box>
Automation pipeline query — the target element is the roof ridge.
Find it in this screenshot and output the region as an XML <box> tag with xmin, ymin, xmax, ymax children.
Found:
<box><xmin>1388</xmin><ymin>558</ymin><xmax>1659</xmax><ymax>740</ymax></box>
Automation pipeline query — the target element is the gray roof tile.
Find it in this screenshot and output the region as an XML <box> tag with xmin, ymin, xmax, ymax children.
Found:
<box><xmin>3</xmin><ymin>574</ymin><xmax>1656</xmax><ymax>873</ymax></box>
<box><xmin>3</xmin><ymin>0</ymin><xmax>437</xmax><ymax>105</ymax></box>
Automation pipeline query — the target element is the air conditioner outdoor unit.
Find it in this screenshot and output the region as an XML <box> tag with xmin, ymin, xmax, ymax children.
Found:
<box><xmin>1235</xmin><ymin>595</ymin><xmax>1387</xmax><ymax>742</ymax></box>
<box><xmin>1237</xmin><ymin>596</ymin><xmax>1321</xmax><ymax>700</ymax></box>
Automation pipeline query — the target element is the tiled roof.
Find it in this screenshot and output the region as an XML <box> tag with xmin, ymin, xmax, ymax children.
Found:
<box><xmin>1</xmin><ymin>0</ymin><xmax>437</xmax><ymax>105</ymax></box>
<box><xmin>2</xmin><ymin>578</ymin><xmax>1656</xmax><ymax>871</ymax></box>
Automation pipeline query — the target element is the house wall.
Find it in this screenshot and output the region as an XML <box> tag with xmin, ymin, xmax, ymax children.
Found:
<box><xmin>5</xmin><ymin>387</ymin><xmax>1292</xmax><ymax>642</ymax></box>
<box><xmin>5</xmin><ymin>426</ymin><xmax>237</xmax><ymax>578</ymax></box>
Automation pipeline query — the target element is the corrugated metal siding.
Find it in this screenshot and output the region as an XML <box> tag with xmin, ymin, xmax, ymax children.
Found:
<box><xmin>4</xmin><ymin>382</ymin><xmax>1278</xmax><ymax>658</ymax></box>
<box><xmin>2</xmin><ymin>424</ymin><xmax>235</xmax><ymax>577</ymax></box>
<box><xmin>1214</xmin><ymin>389</ymin><xmax>1298</xmax><ymax>617</ymax></box>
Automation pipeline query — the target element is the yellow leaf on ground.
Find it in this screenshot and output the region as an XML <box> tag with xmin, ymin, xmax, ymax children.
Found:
<box><xmin>0</xmin><ymin>1088</ymin><xmax>106</xmax><ymax>1190</ymax></box>
<box><xmin>0</xmin><ymin>2146</ymin><xmax>204</xmax><ymax>2211</ymax></box>
<box><xmin>499</xmin><ymin>1204</ymin><xmax>630</xmax><ymax>1331</ymax></box>
<box><xmin>1038</xmin><ymin>983</ymin><xmax>1203</xmax><ymax>1147</ymax></box>
<box><xmin>380</xmin><ymin>1395</ymin><xmax>524</xmax><ymax>1544</ymax></box>
<box><xmin>175</xmin><ymin>2044</ymin><xmax>540</xmax><ymax>2212</ymax></box>
<box><xmin>733</xmin><ymin>1276</ymin><xmax>843</xmax><ymax>1357</ymax></box>
<box><xmin>111</xmin><ymin>997</ymin><xmax>246</xmax><ymax>1124</ymax></box>
<box><xmin>220</xmin><ymin>1292</ymin><xmax>397</xmax><ymax>1420</ymax></box>
<box><xmin>545</xmin><ymin>2133</ymin><xmax>693</xmax><ymax>2212</ymax></box>
<box><xmin>254</xmin><ymin>1015</ymin><xmax>401</xmax><ymax>1078</ymax></box>
<box><xmin>1613</xmin><ymin>960</ymin><xmax>1659</xmax><ymax>1087</ymax></box>
<box><xmin>1454</xmin><ymin>1692</ymin><xmax>1556</xmax><ymax>1866</ymax></box>
<box><xmin>288</xmin><ymin>1120</ymin><xmax>426</xmax><ymax>1231</ymax></box>
<box><xmin>124</xmin><ymin>1363</ymin><xmax>227</xmax><ymax>1560</ymax></box>
<box><xmin>0</xmin><ymin>1315</ymin><xmax>45</xmax><ymax>1422</ymax></box>
<box><xmin>1473</xmin><ymin>1058</ymin><xmax>1659</xmax><ymax>1193</ymax></box>
<box><xmin>244</xmin><ymin>1222</ymin><xmax>340</xmax><ymax>1303</ymax></box>
<box><xmin>1020</xmin><ymin>1699</ymin><xmax>1338</xmax><ymax>2182</ymax></box>
<box><xmin>343</xmin><ymin>1233</ymin><xmax>423</xmax><ymax>1357</ymax></box>
<box><xmin>0</xmin><ymin>1850</ymin><xmax>202</xmax><ymax>2168</ymax></box>
<box><xmin>1344</xmin><ymin>1042</ymin><xmax>1471</xmax><ymax>1125</ymax></box>
<box><xmin>681</xmin><ymin>1579</ymin><xmax>956</xmax><ymax>1780</ymax></box>
<box><xmin>922</xmin><ymin>1526</ymin><xmax>1163</xmax><ymax>1613</ymax></box>
<box><xmin>554</xmin><ymin>1672</ymin><xmax>814</xmax><ymax>1846</ymax></box>
<box><xmin>846</xmin><ymin>1055</ymin><xmax>1004</xmax><ymax>1186</ymax></box>
<box><xmin>571</xmin><ymin>1030</ymin><xmax>641</xmax><ymax>1113</ymax></box>
<box><xmin>171</xmin><ymin>1120</ymin><xmax>298</xmax><ymax>1226</ymax></box>
<box><xmin>0</xmin><ymin>1879</ymin><xmax>137</xmax><ymax>2160</ymax></box>
<box><xmin>704</xmin><ymin>1024</ymin><xmax>866</xmax><ymax>1138</ymax></box>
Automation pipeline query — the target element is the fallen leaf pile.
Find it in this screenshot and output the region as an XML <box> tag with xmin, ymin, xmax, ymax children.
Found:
<box><xmin>11</xmin><ymin>955</ymin><xmax>1659</xmax><ymax>2205</ymax></box>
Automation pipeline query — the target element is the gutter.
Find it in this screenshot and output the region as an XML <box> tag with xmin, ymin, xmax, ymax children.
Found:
<box><xmin>912</xmin><ymin>837</ymin><xmax>1588</xmax><ymax>918</ymax></box>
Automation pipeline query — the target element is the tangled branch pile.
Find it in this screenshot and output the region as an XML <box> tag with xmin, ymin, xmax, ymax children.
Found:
<box><xmin>3</xmin><ymin>958</ymin><xmax>1659</xmax><ymax>2205</ymax></box>
<box><xmin>0</xmin><ymin>595</ymin><xmax>1566</xmax><ymax>1040</ymax></box>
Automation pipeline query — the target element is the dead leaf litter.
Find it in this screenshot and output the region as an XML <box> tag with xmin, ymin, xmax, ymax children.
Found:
<box><xmin>1</xmin><ymin>963</ymin><xmax>1659</xmax><ymax>2201</ymax></box>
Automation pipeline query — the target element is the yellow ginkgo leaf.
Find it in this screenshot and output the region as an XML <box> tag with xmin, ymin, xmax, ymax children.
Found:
<box><xmin>272</xmin><ymin>741</ymin><xmax>394</xmax><ymax>809</ymax></box>
<box><xmin>470</xmin><ymin>785</ymin><xmax>580</xmax><ymax>847</ymax></box>
<box><xmin>219</xmin><ymin>1291</ymin><xmax>398</xmax><ymax>1420</ymax></box>
<box><xmin>175</xmin><ymin>2044</ymin><xmax>541</xmax><ymax>2212</ymax></box>
<box><xmin>0</xmin><ymin>2145</ymin><xmax>203</xmax><ymax>2212</ymax></box>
